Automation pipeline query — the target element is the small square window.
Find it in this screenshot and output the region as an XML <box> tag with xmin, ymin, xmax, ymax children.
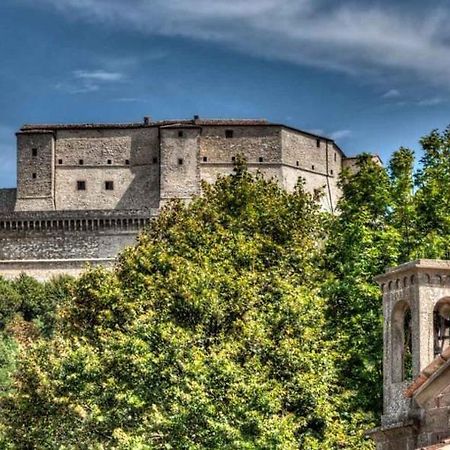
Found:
<box><xmin>225</xmin><ymin>130</ymin><xmax>234</xmax><ymax>138</ymax></box>
<box><xmin>107</xmin><ymin>159</ymin><xmax>112</xmax><ymax>165</ymax></box>
<box><xmin>259</xmin><ymin>157</ymin><xmax>264</xmax><ymax>163</ymax></box>
<box><xmin>152</xmin><ymin>157</ymin><xmax>158</xmax><ymax>164</ymax></box>
<box><xmin>32</xmin><ymin>173</ymin><xmax>36</xmax><ymax>179</ymax></box>
<box><xmin>178</xmin><ymin>131</ymin><xmax>184</xmax><ymax>138</ymax></box>
<box><xmin>77</xmin><ymin>181</ymin><xmax>86</xmax><ymax>191</ymax></box>
<box><xmin>316</xmin><ymin>139</ymin><xmax>321</xmax><ymax>148</ymax></box>
<box><xmin>178</xmin><ymin>158</ymin><xmax>184</xmax><ymax>165</ymax></box>
<box><xmin>79</xmin><ymin>159</ymin><xmax>84</xmax><ymax>166</ymax></box>
<box><xmin>32</xmin><ymin>148</ymin><xmax>37</xmax><ymax>157</ymax></box>
<box><xmin>105</xmin><ymin>181</ymin><xmax>114</xmax><ymax>190</ymax></box>
<box><xmin>58</xmin><ymin>159</ymin><xmax>63</xmax><ymax>165</ymax></box>
<box><xmin>125</xmin><ymin>159</ymin><xmax>130</xmax><ymax>165</ymax></box>
<box><xmin>203</xmin><ymin>156</ymin><xmax>208</xmax><ymax>162</ymax></box>
<box><xmin>231</xmin><ymin>156</ymin><xmax>236</xmax><ymax>162</ymax></box>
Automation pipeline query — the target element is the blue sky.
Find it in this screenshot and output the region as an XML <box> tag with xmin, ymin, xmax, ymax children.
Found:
<box><xmin>0</xmin><ymin>0</ymin><xmax>449</xmax><ymax>187</ymax></box>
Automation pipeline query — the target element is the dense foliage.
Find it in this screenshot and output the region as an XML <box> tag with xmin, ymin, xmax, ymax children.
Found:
<box><xmin>1</xmin><ymin>126</ymin><xmax>450</xmax><ymax>448</ymax></box>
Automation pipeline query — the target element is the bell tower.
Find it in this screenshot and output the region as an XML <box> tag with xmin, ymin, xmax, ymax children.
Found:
<box><xmin>375</xmin><ymin>259</ymin><xmax>450</xmax><ymax>426</ymax></box>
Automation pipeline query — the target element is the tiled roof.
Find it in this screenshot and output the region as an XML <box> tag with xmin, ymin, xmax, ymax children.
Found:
<box><xmin>20</xmin><ymin>118</ymin><xmax>270</xmax><ymax>131</ymax></box>
<box><xmin>405</xmin><ymin>346</ymin><xmax>450</xmax><ymax>398</ymax></box>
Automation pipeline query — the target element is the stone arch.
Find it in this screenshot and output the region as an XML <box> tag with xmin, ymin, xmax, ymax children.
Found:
<box><xmin>392</xmin><ymin>300</ymin><xmax>412</xmax><ymax>383</ymax></box>
<box><xmin>434</xmin><ymin>297</ymin><xmax>450</xmax><ymax>357</ymax></box>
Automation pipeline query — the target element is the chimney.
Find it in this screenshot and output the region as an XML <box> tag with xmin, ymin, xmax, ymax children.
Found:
<box><xmin>143</xmin><ymin>116</ymin><xmax>151</xmax><ymax>125</ymax></box>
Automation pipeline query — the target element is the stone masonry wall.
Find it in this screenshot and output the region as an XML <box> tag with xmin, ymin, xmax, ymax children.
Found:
<box><xmin>0</xmin><ymin>229</ymin><xmax>137</xmax><ymax>260</ymax></box>
<box><xmin>160</xmin><ymin>127</ymin><xmax>201</xmax><ymax>202</ymax></box>
<box><xmin>54</xmin><ymin>128</ymin><xmax>159</xmax><ymax>210</ymax></box>
<box><xmin>0</xmin><ymin>258</ymin><xmax>114</xmax><ymax>282</ymax></box>
<box><xmin>198</xmin><ymin>125</ymin><xmax>283</xmax><ymax>189</ymax></box>
<box><xmin>0</xmin><ymin>189</ymin><xmax>16</xmax><ymax>213</ymax></box>
<box><xmin>15</xmin><ymin>131</ymin><xmax>55</xmax><ymax>211</ymax></box>
<box><xmin>199</xmin><ymin>125</ymin><xmax>282</xmax><ymax>163</ymax></box>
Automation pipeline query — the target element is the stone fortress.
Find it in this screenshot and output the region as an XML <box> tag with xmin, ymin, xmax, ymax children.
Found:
<box><xmin>0</xmin><ymin>116</ymin><xmax>360</xmax><ymax>280</ymax></box>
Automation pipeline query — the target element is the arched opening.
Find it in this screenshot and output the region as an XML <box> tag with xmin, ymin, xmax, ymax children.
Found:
<box><xmin>434</xmin><ymin>298</ymin><xmax>450</xmax><ymax>357</ymax></box>
<box><xmin>392</xmin><ymin>301</ymin><xmax>412</xmax><ymax>382</ymax></box>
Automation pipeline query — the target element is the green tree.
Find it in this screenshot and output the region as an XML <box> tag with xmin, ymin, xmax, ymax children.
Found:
<box><xmin>0</xmin><ymin>168</ymin><xmax>370</xmax><ymax>449</ymax></box>
<box><xmin>325</xmin><ymin>155</ymin><xmax>401</xmax><ymax>418</ymax></box>
<box><xmin>413</xmin><ymin>127</ymin><xmax>450</xmax><ymax>258</ymax></box>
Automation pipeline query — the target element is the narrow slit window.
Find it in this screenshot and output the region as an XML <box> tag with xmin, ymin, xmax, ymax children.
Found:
<box><xmin>330</xmin><ymin>169</ymin><xmax>334</xmax><ymax>175</ymax></box>
<box><xmin>125</xmin><ymin>159</ymin><xmax>130</xmax><ymax>165</ymax></box>
<box><xmin>334</xmin><ymin>152</ymin><xmax>337</xmax><ymax>162</ymax></box>
<box><xmin>77</xmin><ymin>181</ymin><xmax>86</xmax><ymax>191</ymax></box>
<box><xmin>312</xmin><ymin>165</ymin><xmax>315</xmax><ymax>170</ymax></box>
<box><xmin>296</xmin><ymin>161</ymin><xmax>299</xmax><ymax>167</ymax></box>
<box><xmin>259</xmin><ymin>157</ymin><xmax>264</xmax><ymax>163</ymax></box>
<box><xmin>225</xmin><ymin>130</ymin><xmax>234</xmax><ymax>138</ymax></box>
<box><xmin>58</xmin><ymin>159</ymin><xmax>63</xmax><ymax>165</ymax></box>
<box><xmin>32</xmin><ymin>148</ymin><xmax>37</xmax><ymax>157</ymax></box>
<box><xmin>152</xmin><ymin>157</ymin><xmax>158</xmax><ymax>164</ymax></box>
<box><xmin>203</xmin><ymin>156</ymin><xmax>208</xmax><ymax>162</ymax></box>
<box><xmin>316</xmin><ymin>139</ymin><xmax>321</xmax><ymax>148</ymax></box>
<box><xmin>105</xmin><ymin>181</ymin><xmax>114</xmax><ymax>191</ymax></box>
<box><xmin>178</xmin><ymin>158</ymin><xmax>184</xmax><ymax>165</ymax></box>
<box><xmin>32</xmin><ymin>173</ymin><xmax>37</xmax><ymax>179</ymax></box>
<box><xmin>79</xmin><ymin>159</ymin><xmax>84</xmax><ymax>166</ymax></box>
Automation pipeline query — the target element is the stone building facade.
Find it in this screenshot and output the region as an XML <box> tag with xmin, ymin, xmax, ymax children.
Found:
<box><xmin>370</xmin><ymin>260</ymin><xmax>450</xmax><ymax>449</ymax></box>
<box><xmin>0</xmin><ymin>116</ymin><xmax>359</xmax><ymax>279</ymax></box>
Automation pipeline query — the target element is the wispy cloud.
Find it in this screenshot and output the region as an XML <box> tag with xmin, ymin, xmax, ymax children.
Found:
<box><xmin>56</xmin><ymin>69</ymin><xmax>125</xmax><ymax>94</ymax></box>
<box><xmin>23</xmin><ymin>0</ymin><xmax>450</xmax><ymax>89</ymax></box>
<box><xmin>416</xmin><ymin>97</ymin><xmax>445</xmax><ymax>106</ymax></box>
<box><xmin>382</xmin><ymin>89</ymin><xmax>401</xmax><ymax>99</ymax></box>
<box><xmin>330</xmin><ymin>129</ymin><xmax>352</xmax><ymax>140</ymax></box>
<box><xmin>74</xmin><ymin>70</ymin><xmax>124</xmax><ymax>82</ymax></box>
<box><xmin>113</xmin><ymin>97</ymin><xmax>149</xmax><ymax>103</ymax></box>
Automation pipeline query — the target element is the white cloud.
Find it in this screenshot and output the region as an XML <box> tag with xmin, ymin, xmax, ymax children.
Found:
<box><xmin>74</xmin><ymin>70</ymin><xmax>124</xmax><ymax>82</ymax></box>
<box><xmin>382</xmin><ymin>89</ymin><xmax>401</xmax><ymax>99</ymax></box>
<box><xmin>416</xmin><ymin>97</ymin><xmax>445</xmax><ymax>106</ymax></box>
<box><xmin>23</xmin><ymin>1</ymin><xmax>450</xmax><ymax>89</ymax></box>
<box><xmin>55</xmin><ymin>69</ymin><xmax>125</xmax><ymax>94</ymax></box>
<box><xmin>330</xmin><ymin>129</ymin><xmax>352</xmax><ymax>140</ymax></box>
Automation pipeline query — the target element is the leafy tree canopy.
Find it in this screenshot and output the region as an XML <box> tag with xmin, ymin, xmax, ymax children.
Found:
<box><xmin>0</xmin><ymin>167</ymin><xmax>371</xmax><ymax>449</ymax></box>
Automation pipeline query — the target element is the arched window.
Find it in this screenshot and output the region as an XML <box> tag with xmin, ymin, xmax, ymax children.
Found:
<box><xmin>392</xmin><ymin>301</ymin><xmax>412</xmax><ymax>382</ymax></box>
<box><xmin>434</xmin><ymin>298</ymin><xmax>450</xmax><ymax>356</ymax></box>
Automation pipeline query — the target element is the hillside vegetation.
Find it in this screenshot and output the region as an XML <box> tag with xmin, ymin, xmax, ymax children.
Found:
<box><xmin>1</xmin><ymin>127</ymin><xmax>450</xmax><ymax>449</ymax></box>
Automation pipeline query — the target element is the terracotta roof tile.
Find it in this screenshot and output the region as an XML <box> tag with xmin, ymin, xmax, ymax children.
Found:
<box><xmin>405</xmin><ymin>346</ymin><xmax>450</xmax><ymax>398</ymax></box>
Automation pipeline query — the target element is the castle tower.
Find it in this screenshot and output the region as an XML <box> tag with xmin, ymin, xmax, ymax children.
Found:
<box><xmin>371</xmin><ymin>260</ymin><xmax>450</xmax><ymax>449</ymax></box>
<box><xmin>15</xmin><ymin>130</ymin><xmax>55</xmax><ymax>211</ymax></box>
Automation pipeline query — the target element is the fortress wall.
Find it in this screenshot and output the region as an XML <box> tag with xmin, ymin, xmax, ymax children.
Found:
<box><xmin>281</xmin><ymin>129</ymin><xmax>328</xmax><ymax>174</ymax></box>
<box><xmin>160</xmin><ymin>128</ymin><xmax>201</xmax><ymax>202</ymax></box>
<box><xmin>281</xmin><ymin>166</ymin><xmax>337</xmax><ymax>211</ymax></box>
<box><xmin>0</xmin><ymin>189</ymin><xmax>16</xmax><ymax>213</ymax></box>
<box><xmin>0</xmin><ymin>230</ymin><xmax>138</xmax><ymax>260</ymax></box>
<box><xmin>54</xmin><ymin>128</ymin><xmax>160</xmax><ymax>210</ymax></box>
<box><xmin>199</xmin><ymin>126</ymin><xmax>282</xmax><ymax>163</ymax></box>
<box><xmin>15</xmin><ymin>132</ymin><xmax>55</xmax><ymax>211</ymax></box>
<box><xmin>200</xmin><ymin>164</ymin><xmax>282</xmax><ymax>188</ymax></box>
<box><xmin>0</xmin><ymin>258</ymin><xmax>114</xmax><ymax>282</ymax></box>
<box><xmin>54</xmin><ymin>165</ymin><xmax>159</xmax><ymax>210</ymax></box>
